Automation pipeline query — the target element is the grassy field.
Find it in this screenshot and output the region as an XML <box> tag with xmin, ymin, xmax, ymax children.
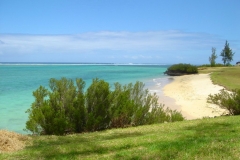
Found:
<box><xmin>198</xmin><ymin>66</ymin><xmax>240</xmax><ymax>90</ymax></box>
<box><xmin>1</xmin><ymin>116</ymin><xmax>240</xmax><ymax>159</ymax></box>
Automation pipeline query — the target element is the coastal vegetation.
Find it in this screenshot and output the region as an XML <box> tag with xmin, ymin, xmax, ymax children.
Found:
<box><xmin>209</xmin><ymin>47</ymin><xmax>218</xmax><ymax>67</ymax></box>
<box><xmin>208</xmin><ymin>89</ymin><xmax>240</xmax><ymax>115</ymax></box>
<box><xmin>1</xmin><ymin>116</ymin><xmax>240</xmax><ymax>159</ymax></box>
<box><xmin>199</xmin><ymin>66</ymin><xmax>240</xmax><ymax>116</ymax></box>
<box><xmin>208</xmin><ymin>40</ymin><xmax>235</xmax><ymax>67</ymax></box>
<box><xmin>220</xmin><ymin>40</ymin><xmax>235</xmax><ymax>66</ymax></box>
<box><xmin>25</xmin><ymin>78</ymin><xmax>184</xmax><ymax>135</ymax></box>
<box><xmin>164</xmin><ymin>63</ymin><xmax>198</xmax><ymax>76</ymax></box>
<box><xmin>202</xmin><ymin>40</ymin><xmax>235</xmax><ymax>68</ymax></box>
<box><xmin>198</xmin><ymin>63</ymin><xmax>225</xmax><ymax>67</ymax></box>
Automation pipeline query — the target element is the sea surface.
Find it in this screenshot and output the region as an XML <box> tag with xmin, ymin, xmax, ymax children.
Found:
<box><xmin>0</xmin><ymin>63</ymin><xmax>170</xmax><ymax>134</ymax></box>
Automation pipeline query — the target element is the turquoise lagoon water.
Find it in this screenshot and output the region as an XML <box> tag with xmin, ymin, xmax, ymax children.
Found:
<box><xmin>0</xmin><ymin>63</ymin><xmax>170</xmax><ymax>134</ymax></box>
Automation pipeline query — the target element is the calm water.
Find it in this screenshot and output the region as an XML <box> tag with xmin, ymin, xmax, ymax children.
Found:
<box><xmin>0</xmin><ymin>63</ymin><xmax>170</xmax><ymax>133</ymax></box>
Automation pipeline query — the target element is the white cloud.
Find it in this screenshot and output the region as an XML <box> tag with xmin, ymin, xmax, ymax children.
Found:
<box><xmin>0</xmin><ymin>31</ymin><xmax>224</xmax><ymax>55</ymax></box>
<box><xmin>2</xmin><ymin>30</ymin><xmax>238</xmax><ymax>63</ymax></box>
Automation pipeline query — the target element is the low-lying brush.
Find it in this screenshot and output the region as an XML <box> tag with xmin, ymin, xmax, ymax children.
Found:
<box><xmin>164</xmin><ymin>63</ymin><xmax>198</xmax><ymax>76</ymax></box>
<box><xmin>198</xmin><ymin>63</ymin><xmax>225</xmax><ymax>67</ymax></box>
<box><xmin>208</xmin><ymin>89</ymin><xmax>240</xmax><ymax>115</ymax></box>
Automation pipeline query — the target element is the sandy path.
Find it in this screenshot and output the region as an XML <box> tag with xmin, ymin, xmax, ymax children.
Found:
<box><xmin>162</xmin><ymin>74</ymin><xmax>227</xmax><ymax>120</ymax></box>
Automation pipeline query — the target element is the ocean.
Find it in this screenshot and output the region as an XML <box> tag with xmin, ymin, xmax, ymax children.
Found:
<box><xmin>0</xmin><ymin>63</ymin><xmax>170</xmax><ymax>134</ymax></box>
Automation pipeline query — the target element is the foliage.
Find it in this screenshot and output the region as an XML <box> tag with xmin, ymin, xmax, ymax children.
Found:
<box><xmin>25</xmin><ymin>77</ymin><xmax>184</xmax><ymax>135</ymax></box>
<box><xmin>86</xmin><ymin>78</ymin><xmax>111</xmax><ymax>131</ymax></box>
<box><xmin>70</xmin><ymin>78</ymin><xmax>86</xmax><ymax>133</ymax></box>
<box><xmin>165</xmin><ymin>63</ymin><xmax>198</xmax><ymax>76</ymax></box>
<box><xmin>220</xmin><ymin>40</ymin><xmax>235</xmax><ymax>66</ymax></box>
<box><xmin>209</xmin><ymin>47</ymin><xmax>218</xmax><ymax>67</ymax></box>
<box><xmin>198</xmin><ymin>63</ymin><xmax>225</xmax><ymax>68</ymax></box>
<box><xmin>147</xmin><ymin>105</ymin><xmax>184</xmax><ymax>124</ymax></box>
<box><xmin>25</xmin><ymin>78</ymin><xmax>86</xmax><ymax>135</ymax></box>
<box><xmin>109</xmin><ymin>82</ymin><xmax>152</xmax><ymax>127</ymax></box>
<box><xmin>207</xmin><ymin>89</ymin><xmax>240</xmax><ymax>115</ymax></box>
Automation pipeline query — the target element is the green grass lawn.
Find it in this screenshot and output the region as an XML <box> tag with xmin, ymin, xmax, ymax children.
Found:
<box><xmin>198</xmin><ymin>66</ymin><xmax>240</xmax><ymax>90</ymax></box>
<box><xmin>1</xmin><ymin>116</ymin><xmax>240</xmax><ymax>159</ymax></box>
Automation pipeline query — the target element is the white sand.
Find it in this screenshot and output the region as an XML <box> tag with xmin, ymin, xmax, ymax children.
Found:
<box><xmin>162</xmin><ymin>74</ymin><xmax>227</xmax><ymax>120</ymax></box>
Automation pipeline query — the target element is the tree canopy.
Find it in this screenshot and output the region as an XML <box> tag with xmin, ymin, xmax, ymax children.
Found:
<box><xmin>209</xmin><ymin>47</ymin><xmax>217</xmax><ymax>67</ymax></box>
<box><xmin>220</xmin><ymin>41</ymin><xmax>235</xmax><ymax>66</ymax></box>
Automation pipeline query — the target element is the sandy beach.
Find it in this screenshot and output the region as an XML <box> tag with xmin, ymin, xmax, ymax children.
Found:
<box><xmin>161</xmin><ymin>74</ymin><xmax>227</xmax><ymax>120</ymax></box>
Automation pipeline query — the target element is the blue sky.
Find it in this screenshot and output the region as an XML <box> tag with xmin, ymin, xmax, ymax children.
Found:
<box><xmin>0</xmin><ymin>0</ymin><xmax>239</xmax><ymax>64</ymax></box>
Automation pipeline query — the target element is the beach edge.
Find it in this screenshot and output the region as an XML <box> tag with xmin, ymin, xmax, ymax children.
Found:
<box><xmin>162</xmin><ymin>74</ymin><xmax>227</xmax><ymax>120</ymax></box>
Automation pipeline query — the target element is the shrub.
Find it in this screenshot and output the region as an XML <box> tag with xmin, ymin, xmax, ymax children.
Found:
<box><xmin>86</xmin><ymin>78</ymin><xmax>111</xmax><ymax>131</ymax></box>
<box><xmin>70</xmin><ymin>79</ymin><xmax>86</xmax><ymax>133</ymax></box>
<box><xmin>165</xmin><ymin>63</ymin><xmax>198</xmax><ymax>76</ymax></box>
<box><xmin>207</xmin><ymin>89</ymin><xmax>240</xmax><ymax>115</ymax></box>
<box><xmin>25</xmin><ymin>78</ymin><xmax>86</xmax><ymax>135</ymax></box>
<box><xmin>25</xmin><ymin>77</ymin><xmax>185</xmax><ymax>135</ymax></box>
<box><xmin>198</xmin><ymin>63</ymin><xmax>225</xmax><ymax>67</ymax></box>
<box><xmin>146</xmin><ymin>103</ymin><xmax>185</xmax><ymax>124</ymax></box>
<box><xmin>109</xmin><ymin>82</ymin><xmax>137</xmax><ymax>128</ymax></box>
<box><xmin>127</xmin><ymin>81</ymin><xmax>152</xmax><ymax>126</ymax></box>
<box><xmin>109</xmin><ymin>82</ymin><xmax>180</xmax><ymax>128</ymax></box>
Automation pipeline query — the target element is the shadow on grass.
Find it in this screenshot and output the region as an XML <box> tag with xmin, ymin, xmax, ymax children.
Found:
<box><xmin>23</xmin><ymin>119</ymin><xmax>240</xmax><ymax>159</ymax></box>
<box><xmin>143</xmin><ymin>120</ymin><xmax>237</xmax><ymax>159</ymax></box>
<box><xmin>26</xmin><ymin>131</ymin><xmax>144</xmax><ymax>159</ymax></box>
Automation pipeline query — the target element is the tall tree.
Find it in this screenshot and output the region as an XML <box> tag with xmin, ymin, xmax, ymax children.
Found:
<box><xmin>209</xmin><ymin>47</ymin><xmax>217</xmax><ymax>67</ymax></box>
<box><xmin>220</xmin><ymin>41</ymin><xmax>235</xmax><ymax>66</ymax></box>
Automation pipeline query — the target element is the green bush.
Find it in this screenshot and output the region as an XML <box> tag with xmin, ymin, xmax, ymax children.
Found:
<box><xmin>198</xmin><ymin>63</ymin><xmax>225</xmax><ymax>67</ymax></box>
<box><xmin>25</xmin><ymin>78</ymin><xmax>86</xmax><ymax>135</ymax></box>
<box><xmin>165</xmin><ymin>63</ymin><xmax>198</xmax><ymax>76</ymax></box>
<box><xmin>25</xmin><ymin>77</ymin><xmax>185</xmax><ymax>135</ymax></box>
<box><xmin>207</xmin><ymin>89</ymin><xmax>240</xmax><ymax>115</ymax></box>
<box><xmin>146</xmin><ymin>104</ymin><xmax>185</xmax><ymax>124</ymax></box>
<box><xmin>86</xmin><ymin>78</ymin><xmax>111</xmax><ymax>131</ymax></box>
<box><xmin>109</xmin><ymin>82</ymin><xmax>138</xmax><ymax>128</ymax></box>
<box><xmin>70</xmin><ymin>78</ymin><xmax>86</xmax><ymax>133</ymax></box>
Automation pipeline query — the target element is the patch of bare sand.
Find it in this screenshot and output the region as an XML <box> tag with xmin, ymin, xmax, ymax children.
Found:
<box><xmin>163</xmin><ymin>74</ymin><xmax>227</xmax><ymax>119</ymax></box>
<box><xmin>0</xmin><ymin>130</ymin><xmax>30</xmax><ymax>153</ymax></box>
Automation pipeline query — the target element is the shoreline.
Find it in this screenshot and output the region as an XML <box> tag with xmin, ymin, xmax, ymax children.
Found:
<box><xmin>161</xmin><ymin>74</ymin><xmax>227</xmax><ymax>120</ymax></box>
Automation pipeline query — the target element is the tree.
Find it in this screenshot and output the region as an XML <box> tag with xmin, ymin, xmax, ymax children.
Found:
<box><xmin>220</xmin><ymin>41</ymin><xmax>235</xmax><ymax>66</ymax></box>
<box><xmin>209</xmin><ymin>47</ymin><xmax>217</xmax><ymax>67</ymax></box>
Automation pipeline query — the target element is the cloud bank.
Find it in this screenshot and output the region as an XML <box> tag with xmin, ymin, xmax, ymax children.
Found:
<box><xmin>0</xmin><ymin>30</ymin><xmax>234</xmax><ymax>63</ymax></box>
